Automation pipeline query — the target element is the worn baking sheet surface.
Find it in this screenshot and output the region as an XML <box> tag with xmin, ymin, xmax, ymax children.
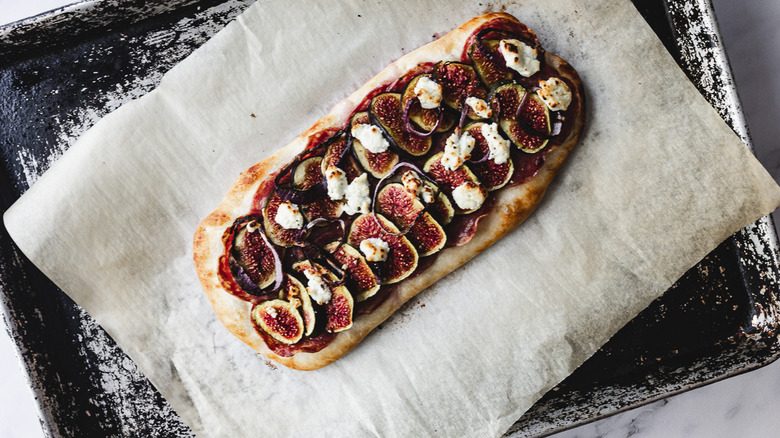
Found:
<box><xmin>1</xmin><ymin>0</ymin><xmax>780</xmax><ymax>436</ymax></box>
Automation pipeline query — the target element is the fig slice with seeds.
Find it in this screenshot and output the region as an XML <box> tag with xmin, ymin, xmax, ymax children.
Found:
<box><xmin>263</xmin><ymin>193</ymin><xmax>299</xmax><ymax>247</ymax></box>
<box><xmin>321</xmin><ymin>134</ymin><xmax>363</xmax><ymax>181</ymax></box>
<box><xmin>468</xmin><ymin>39</ymin><xmax>515</xmax><ymax>87</ymax></box>
<box><xmin>369</xmin><ymin>93</ymin><xmax>432</xmax><ymax>156</ymax></box>
<box><xmin>347</xmin><ymin>214</ymin><xmax>419</xmax><ymax>284</ymax></box>
<box><xmin>463</xmin><ymin>121</ymin><xmax>514</xmax><ymax>191</ymax></box>
<box><xmin>301</xmin><ymin>197</ymin><xmax>343</xmax><ymax>222</ymax></box>
<box><xmin>376</xmin><ymin>183</ymin><xmax>447</xmax><ymax>256</ymax></box>
<box><xmin>423</xmin><ymin>152</ymin><xmax>480</xmax><ymax>192</ymax></box>
<box><xmin>320</xmin><ymin>133</ymin><xmax>347</xmax><ymax>172</ymax></box>
<box><xmin>350</xmin><ymin>111</ymin><xmax>399</xmax><ymax>178</ymax></box>
<box><xmin>278</xmin><ymin>275</ymin><xmax>316</xmax><ymax>337</ymax></box>
<box><xmin>232</xmin><ymin>221</ymin><xmax>278</xmax><ymax>289</ymax></box>
<box><xmin>325</xmin><ymin>242</ymin><xmax>380</xmax><ymax>302</ymax></box>
<box><xmin>433</xmin><ymin>62</ymin><xmax>488</xmax><ymax>119</ymax></box>
<box><xmin>429</xmin><ymin>191</ymin><xmax>455</xmax><ymax>226</ymax></box>
<box><xmin>293</xmin><ymin>156</ymin><xmax>325</xmax><ymax>189</ymax></box>
<box><xmin>326</xmin><ymin>285</ymin><xmax>354</xmax><ymax>333</ymax></box>
<box><xmin>252</xmin><ymin>299</ymin><xmax>304</xmax><ymax>345</ymax></box>
<box><xmin>407</xmin><ymin>213</ymin><xmax>447</xmax><ymax>256</ymax></box>
<box><xmin>401</xmin><ymin>74</ymin><xmax>456</xmax><ymax>133</ymax></box>
<box><xmin>489</xmin><ymin>83</ymin><xmax>550</xmax><ymax>153</ymax></box>
<box><xmin>376</xmin><ymin>183</ymin><xmax>425</xmax><ymax>229</ymax></box>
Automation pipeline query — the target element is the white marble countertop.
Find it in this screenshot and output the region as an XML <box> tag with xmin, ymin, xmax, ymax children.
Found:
<box><xmin>1</xmin><ymin>1</ymin><xmax>779</xmax><ymax>437</ymax></box>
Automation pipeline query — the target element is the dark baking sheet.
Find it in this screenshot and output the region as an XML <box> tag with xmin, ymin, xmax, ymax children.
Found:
<box><xmin>1</xmin><ymin>1</ymin><xmax>778</xmax><ymax>436</ymax></box>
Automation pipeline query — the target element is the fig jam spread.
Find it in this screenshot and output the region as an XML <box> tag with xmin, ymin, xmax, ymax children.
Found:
<box><xmin>218</xmin><ymin>18</ymin><xmax>579</xmax><ymax>357</ymax></box>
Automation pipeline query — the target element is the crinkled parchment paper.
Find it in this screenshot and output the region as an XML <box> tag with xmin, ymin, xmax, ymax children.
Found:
<box><xmin>5</xmin><ymin>0</ymin><xmax>780</xmax><ymax>436</ymax></box>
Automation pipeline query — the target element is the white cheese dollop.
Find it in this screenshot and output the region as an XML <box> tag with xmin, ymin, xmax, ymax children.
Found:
<box><xmin>499</xmin><ymin>39</ymin><xmax>540</xmax><ymax>78</ymax></box>
<box><xmin>420</xmin><ymin>185</ymin><xmax>436</xmax><ymax>204</ymax></box>
<box><xmin>351</xmin><ymin>123</ymin><xmax>389</xmax><ymax>154</ymax></box>
<box><xmin>441</xmin><ymin>131</ymin><xmax>475</xmax><ymax>171</ymax></box>
<box><xmin>480</xmin><ymin>122</ymin><xmax>511</xmax><ymax>165</ymax></box>
<box><xmin>360</xmin><ymin>238</ymin><xmax>390</xmax><ymax>262</ymax></box>
<box><xmin>413</xmin><ymin>76</ymin><xmax>443</xmax><ymax>109</ymax></box>
<box><xmin>452</xmin><ymin>181</ymin><xmax>487</xmax><ymax>210</ymax></box>
<box><xmin>302</xmin><ymin>267</ymin><xmax>331</xmax><ymax>305</ymax></box>
<box><xmin>342</xmin><ymin>173</ymin><xmax>371</xmax><ymax>215</ymax></box>
<box><xmin>266</xmin><ymin>307</ymin><xmax>278</xmax><ymax>318</ymax></box>
<box><xmin>465</xmin><ymin>96</ymin><xmax>492</xmax><ymax>119</ymax></box>
<box><xmin>274</xmin><ymin>201</ymin><xmax>304</xmax><ymax>229</ymax></box>
<box><xmin>401</xmin><ymin>170</ymin><xmax>423</xmax><ymax>196</ymax></box>
<box><xmin>324</xmin><ymin>165</ymin><xmax>348</xmax><ymax>200</ymax></box>
<box><xmin>537</xmin><ymin>77</ymin><xmax>572</xmax><ymax>111</ymax></box>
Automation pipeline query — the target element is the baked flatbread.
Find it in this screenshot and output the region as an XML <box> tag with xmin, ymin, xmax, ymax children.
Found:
<box><xmin>194</xmin><ymin>12</ymin><xmax>585</xmax><ymax>370</ymax></box>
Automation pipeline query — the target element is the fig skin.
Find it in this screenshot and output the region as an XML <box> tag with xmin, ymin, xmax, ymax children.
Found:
<box><xmin>468</xmin><ymin>39</ymin><xmax>514</xmax><ymax>87</ymax></box>
<box><xmin>370</xmin><ymin>93</ymin><xmax>432</xmax><ymax>156</ymax></box>
<box><xmin>433</xmin><ymin>61</ymin><xmax>487</xmax><ymax>118</ymax></box>
<box><xmin>279</xmin><ymin>275</ymin><xmax>317</xmax><ymax>337</ymax></box>
<box><xmin>401</xmin><ymin>74</ymin><xmax>456</xmax><ymax>133</ymax></box>
<box><xmin>489</xmin><ymin>84</ymin><xmax>550</xmax><ymax>153</ymax></box>
<box><xmin>407</xmin><ymin>212</ymin><xmax>447</xmax><ymax>257</ymax></box>
<box><xmin>376</xmin><ymin>183</ymin><xmax>425</xmax><ymax>229</ymax></box>
<box><xmin>376</xmin><ymin>184</ymin><xmax>447</xmax><ymax>257</ymax></box>
<box><xmin>232</xmin><ymin>222</ymin><xmax>277</xmax><ymax>290</ymax></box>
<box><xmin>429</xmin><ymin>192</ymin><xmax>455</xmax><ymax>225</ymax></box>
<box><xmin>350</xmin><ymin>111</ymin><xmax>400</xmax><ymax>178</ymax></box>
<box><xmin>423</xmin><ymin>152</ymin><xmax>480</xmax><ymax>193</ymax></box>
<box><xmin>463</xmin><ymin>121</ymin><xmax>514</xmax><ymax>191</ymax></box>
<box><xmin>325</xmin><ymin>242</ymin><xmax>380</xmax><ymax>302</ymax></box>
<box><xmin>262</xmin><ymin>192</ymin><xmax>301</xmax><ymax>247</ymax></box>
<box><xmin>347</xmin><ymin>214</ymin><xmax>419</xmax><ymax>285</ymax></box>
<box><xmin>326</xmin><ymin>285</ymin><xmax>354</xmax><ymax>333</ymax></box>
<box><xmin>251</xmin><ymin>299</ymin><xmax>305</xmax><ymax>345</ymax></box>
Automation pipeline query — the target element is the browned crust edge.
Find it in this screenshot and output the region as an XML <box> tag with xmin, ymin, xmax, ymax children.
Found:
<box><xmin>193</xmin><ymin>12</ymin><xmax>585</xmax><ymax>371</ymax></box>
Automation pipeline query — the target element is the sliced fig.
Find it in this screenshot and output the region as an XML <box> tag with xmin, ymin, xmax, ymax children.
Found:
<box><xmin>369</xmin><ymin>93</ymin><xmax>432</xmax><ymax>156</ymax></box>
<box><xmin>407</xmin><ymin>212</ymin><xmax>446</xmax><ymax>256</ymax></box>
<box><xmin>433</xmin><ymin>62</ymin><xmax>488</xmax><ymax>119</ymax></box>
<box><xmin>489</xmin><ymin>83</ymin><xmax>550</xmax><ymax>153</ymax></box>
<box><xmin>375</xmin><ymin>183</ymin><xmax>447</xmax><ymax>256</ymax></box>
<box><xmin>463</xmin><ymin>121</ymin><xmax>514</xmax><ymax>191</ymax></box>
<box><xmin>401</xmin><ymin>74</ymin><xmax>456</xmax><ymax>133</ymax></box>
<box><xmin>231</xmin><ymin>222</ymin><xmax>278</xmax><ymax>290</ymax></box>
<box><xmin>301</xmin><ymin>197</ymin><xmax>342</xmax><ymax>222</ymax></box>
<box><xmin>293</xmin><ymin>156</ymin><xmax>324</xmax><ymax>190</ymax></box>
<box><xmin>326</xmin><ymin>285</ymin><xmax>354</xmax><ymax>333</ymax></box>
<box><xmin>423</xmin><ymin>151</ymin><xmax>480</xmax><ymax>192</ymax></box>
<box><xmin>376</xmin><ymin>183</ymin><xmax>425</xmax><ymax>229</ymax></box>
<box><xmin>350</xmin><ymin>111</ymin><xmax>399</xmax><ymax>178</ymax></box>
<box><xmin>251</xmin><ymin>299</ymin><xmax>304</xmax><ymax>345</ymax></box>
<box><xmin>262</xmin><ymin>192</ymin><xmax>300</xmax><ymax>247</ymax></box>
<box><xmin>278</xmin><ymin>275</ymin><xmax>316</xmax><ymax>337</ymax></box>
<box><xmin>347</xmin><ymin>214</ymin><xmax>419</xmax><ymax>284</ymax></box>
<box><xmin>320</xmin><ymin>133</ymin><xmax>348</xmax><ymax>172</ymax></box>
<box><xmin>468</xmin><ymin>39</ymin><xmax>514</xmax><ymax>87</ymax></box>
<box><xmin>429</xmin><ymin>191</ymin><xmax>455</xmax><ymax>226</ymax></box>
<box><xmin>325</xmin><ymin>242</ymin><xmax>380</xmax><ymax>302</ymax></box>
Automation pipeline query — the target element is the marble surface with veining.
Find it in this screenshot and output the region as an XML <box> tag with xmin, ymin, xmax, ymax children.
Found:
<box><xmin>1</xmin><ymin>0</ymin><xmax>779</xmax><ymax>437</ymax></box>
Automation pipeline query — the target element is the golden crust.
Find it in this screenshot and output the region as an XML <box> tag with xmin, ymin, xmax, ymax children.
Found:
<box><xmin>193</xmin><ymin>12</ymin><xmax>585</xmax><ymax>371</ymax></box>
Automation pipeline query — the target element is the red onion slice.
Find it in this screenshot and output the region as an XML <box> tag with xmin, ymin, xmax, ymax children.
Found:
<box><xmin>402</xmin><ymin>97</ymin><xmax>442</xmax><ymax>138</ymax></box>
<box><xmin>515</xmin><ymin>87</ymin><xmax>562</xmax><ymax>140</ymax></box>
<box><xmin>257</xmin><ymin>222</ymin><xmax>285</xmax><ymax>292</ymax></box>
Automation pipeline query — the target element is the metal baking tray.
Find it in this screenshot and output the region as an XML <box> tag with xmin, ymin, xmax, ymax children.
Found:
<box><xmin>1</xmin><ymin>1</ymin><xmax>778</xmax><ymax>436</ymax></box>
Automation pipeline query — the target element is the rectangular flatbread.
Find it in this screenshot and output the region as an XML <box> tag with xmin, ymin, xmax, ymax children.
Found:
<box><xmin>193</xmin><ymin>12</ymin><xmax>585</xmax><ymax>370</ymax></box>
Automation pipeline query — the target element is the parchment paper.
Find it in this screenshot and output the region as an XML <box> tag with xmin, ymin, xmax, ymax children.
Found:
<box><xmin>5</xmin><ymin>0</ymin><xmax>780</xmax><ymax>436</ymax></box>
